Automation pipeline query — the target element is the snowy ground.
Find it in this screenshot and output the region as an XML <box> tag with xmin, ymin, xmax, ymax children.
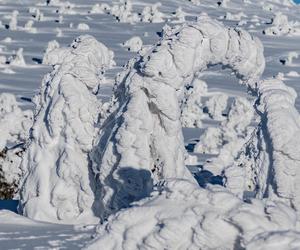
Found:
<box><xmin>0</xmin><ymin>0</ymin><xmax>300</xmax><ymax>249</ymax></box>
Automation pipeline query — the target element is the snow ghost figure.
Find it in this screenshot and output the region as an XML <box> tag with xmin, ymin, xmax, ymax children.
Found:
<box><xmin>91</xmin><ymin>15</ymin><xmax>265</xmax><ymax>220</ymax></box>
<box><xmin>20</xmin><ymin>35</ymin><xmax>115</xmax><ymax>224</ymax></box>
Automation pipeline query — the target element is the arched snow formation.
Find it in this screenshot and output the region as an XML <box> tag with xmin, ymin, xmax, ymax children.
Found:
<box><xmin>20</xmin><ymin>35</ymin><xmax>115</xmax><ymax>223</ymax></box>
<box><xmin>91</xmin><ymin>15</ymin><xmax>265</xmax><ymax>219</ymax></box>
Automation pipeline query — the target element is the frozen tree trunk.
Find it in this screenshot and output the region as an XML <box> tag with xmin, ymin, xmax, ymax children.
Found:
<box><xmin>91</xmin><ymin>15</ymin><xmax>265</xmax><ymax>219</ymax></box>
<box><xmin>20</xmin><ymin>35</ymin><xmax>115</xmax><ymax>223</ymax></box>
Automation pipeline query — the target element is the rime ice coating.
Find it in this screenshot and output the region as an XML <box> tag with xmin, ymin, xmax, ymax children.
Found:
<box><xmin>19</xmin><ymin>35</ymin><xmax>115</xmax><ymax>224</ymax></box>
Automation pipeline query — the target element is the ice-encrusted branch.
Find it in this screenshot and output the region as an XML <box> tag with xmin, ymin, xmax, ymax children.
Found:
<box><xmin>19</xmin><ymin>35</ymin><xmax>115</xmax><ymax>223</ymax></box>
<box><xmin>91</xmin><ymin>15</ymin><xmax>265</xmax><ymax>219</ymax></box>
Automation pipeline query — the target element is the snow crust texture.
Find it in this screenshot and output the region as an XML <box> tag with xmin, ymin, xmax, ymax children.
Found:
<box><xmin>19</xmin><ymin>35</ymin><xmax>115</xmax><ymax>223</ymax></box>
<box><xmin>90</xmin><ymin>15</ymin><xmax>265</xmax><ymax>220</ymax></box>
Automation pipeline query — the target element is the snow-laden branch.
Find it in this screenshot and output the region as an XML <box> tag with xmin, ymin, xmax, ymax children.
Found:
<box><xmin>91</xmin><ymin>15</ymin><xmax>265</xmax><ymax>219</ymax></box>
<box><xmin>20</xmin><ymin>35</ymin><xmax>115</xmax><ymax>223</ymax></box>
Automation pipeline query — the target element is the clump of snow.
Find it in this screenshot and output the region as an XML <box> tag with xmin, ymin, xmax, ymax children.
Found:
<box><xmin>87</xmin><ymin>179</ymin><xmax>300</xmax><ymax>250</ymax></box>
<box><xmin>203</xmin><ymin>97</ymin><xmax>254</xmax><ymax>175</ymax></box>
<box><xmin>77</xmin><ymin>23</ymin><xmax>90</xmax><ymax>30</ymax></box>
<box><xmin>7</xmin><ymin>48</ymin><xmax>26</xmax><ymax>67</ymax></box>
<box><xmin>287</xmin><ymin>71</ymin><xmax>300</xmax><ymax>77</ymax></box>
<box><xmin>194</xmin><ymin>127</ymin><xmax>223</xmax><ymax>154</ymax></box>
<box><xmin>122</xmin><ymin>36</ymin><xmax>143</xmax><ymax>52</ymax></box>
<box><xmin>2</xmin><ymin>37</ymin><xmax>12</xmax><ymax>43</ymax></box>
<box><xmin>24</xmin><ymin>20</ymin><xmax>37</xmax><ymax>33</ymax></box>
<box><xmin>30</xmin><ymin>8</ymin><xmax>44</xmax><ymax>21</ymax></box>
<box><xmin>90</xmin><ymin>16</ymin><xmax>265</xmax><ymax>220</ymax></box>
<box><xmin>280</xmin><ymin>51</ymin><xmax>299</xmax><ymax>66</ymax></box>
<box><xmin>109</xmin><ymin>0</ymin><xmax>139</xmax><ymax>23</ymax></box>
<box><xmin>20</xmin><ymin>35</ymin><xmax>115</xmax><ymax>224</ymax></box>
<box><xmin>223</xmin><ymin>11</ymin><xmax>247</xmax><ymax>21</ymax></box>
<box><xmin>89</xmin><ymin>3</ymin><xmax>109</xmax><ymax>14</ymax></box>
<box><xmin>263</xmin><ymin>12</ymin><xmax>300</xmax><ymax>36</ymax></box>
<box><xmin>8</xmin><ymin>10</ymin><xmax>19</xmax><ymax>31</ymax></box>
<box><xmin>141</xmin><ymin>3</ymin><xmax>165</xmax><ymax>23</ymax></box>
<box><xmin>42</xmin><ymin>40</ymin><xmax>60</xmax><ymax>65</ymax></box>
<box><xmin>180</xmin><ymin>78</ymin><xmax>207</xmax><ymax>128</ymax></box>
<box><xmin>204</xmin><ymin>93</ymin><xmax>228</xmax><ymax>120</ymax></box>
<box><xmin>172</xmin><ymin>7</ymin><xmax>186</xmax><ymax>23</ymax></box>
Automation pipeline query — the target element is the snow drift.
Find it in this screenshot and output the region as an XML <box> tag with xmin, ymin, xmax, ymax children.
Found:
<box><xmin>19</xmin><ymin>35</ymin><xmax>115</xmax><ymax>223</ymax></box>
<box><xmin>90</xmin><ymin>14</ymin><xmax>265</xmax><ymax>220</ymax></box>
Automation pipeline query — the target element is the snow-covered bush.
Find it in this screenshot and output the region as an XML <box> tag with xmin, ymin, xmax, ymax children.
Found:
<box><xmin>7</xmin><ymin>48</ymin><xmax>26</xmax><ymax>66</ymax></box>
<box><xmin>141</xmin><ymin>3</ymin><xmax>165</xmax><ymax>23</ymax></box>
<box><xmin>0</xmin><ymin>93</ymin><xmax>33</xmax><ymax>199</ymax></box>
<box><xmin>42</xmin><ymin>40</ymin><xmax>60</xmax><ymax>65</ymax></box>
<box><xmin>19</xmin><ymin>35</ymin><xmax>115</xmax><ymax>224</ymax></box>
<box><xmin>263</xmin><ymin>12</ymin><xmax>300</xmax><ymax>36</ymax></box>
<box><xmin>204</xmin><ymin>93</ymin><xmax>228</xmax><ymax>120</ymax></box>
<box><xmin>77</xmin><ymin>23</ymin><xmax>90</xmax><ymax>30</ymax></box>
<box><xmin>90</xmin><ymin>15</ymin><xmax>265</xmax><ymax>220</ymax></box>
<box><xmin>8</xmin><ymin>10</ymin><xmax>18</xmax><ymax>31</ymax></box>
<box><xmin>180</xmin><ymin>78</ymin><xmax>207</xmax><ymax>128</ymax></box>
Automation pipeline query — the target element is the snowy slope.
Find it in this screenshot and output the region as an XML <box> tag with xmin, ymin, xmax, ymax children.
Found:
<box><xmin>0</xmin><ymin>0</ymin><xmax>300</xmax><ymax>249</ymax></box>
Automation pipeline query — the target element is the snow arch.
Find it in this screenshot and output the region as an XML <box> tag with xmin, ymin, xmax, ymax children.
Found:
<box><xmin>91</xmin><ymin>15</ymin><xmax>265</xmax><ymax>219</ymax></box>
<box><xmin>20</xmin><ymin>35</ymin><xmax>115</xmax><ymax>223</ymax></box>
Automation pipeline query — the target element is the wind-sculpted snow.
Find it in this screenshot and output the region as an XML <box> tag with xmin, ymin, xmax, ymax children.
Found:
<box><xmin>86</xmin><ymin>179</ymin><xmax>300</xmax><ymax>250</ymax></box>
<box><xmin>91</xmin><ymin>15</ymin><xmax>265</xmax><ymax>220</ymax></box>
<box><xmin>225</xmin><ymin>78</ymin><xmax>300</xmax><ymax>213</ymax></box>
<box><xmin>19</xmin><ymin>35</ymin><xmax>115</xmax><ymax>224</ymax></box>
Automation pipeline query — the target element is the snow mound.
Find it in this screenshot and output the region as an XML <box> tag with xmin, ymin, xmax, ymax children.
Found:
<box><xmin>19</xmin><ymin>35</ymin><xmax>115</xmax><ymax>224</ymax></box>
<box><xmin>90</xmin><ymin>15</ymin><xmax>265</xmax><ymax>220</ymax></box>
<box><xmin>86</xmin><ymin>179</ymin><xmax>300</xmax><ymax>250</ymax></box>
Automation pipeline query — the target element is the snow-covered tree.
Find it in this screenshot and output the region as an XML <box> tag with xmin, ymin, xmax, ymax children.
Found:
<box><xmin>20</xmin><ymin>35</ymin><xmax>115</xmax><ymax>223</ymax></box>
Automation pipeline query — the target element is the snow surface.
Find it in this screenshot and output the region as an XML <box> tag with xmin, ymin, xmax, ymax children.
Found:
<box><xmin>0</xmin><ymin>0</ymin><xmax>300</xmax><ymax>249</ymax></box>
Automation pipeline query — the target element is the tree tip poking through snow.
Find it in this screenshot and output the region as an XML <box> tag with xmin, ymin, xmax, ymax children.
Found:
<box><xmin>122</xmin><ymin>36</ymin><xmax>143</xmax><ymax>53</ymax></box>
<box><xmin>90</xmin><ymin>16</ymin><xmax>265</xmax><ymax>220</ymax></box>
<box><xmin>19</xmin><ymin>35</ymin><xmax>115</xmax><ymax>224</ymax></box>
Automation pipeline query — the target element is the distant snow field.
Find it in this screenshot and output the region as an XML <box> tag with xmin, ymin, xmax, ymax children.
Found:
<box><xmin>0</xmin><ymin>0</ymin><xmax>300</xmax><ymax>249</ymax></box>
